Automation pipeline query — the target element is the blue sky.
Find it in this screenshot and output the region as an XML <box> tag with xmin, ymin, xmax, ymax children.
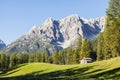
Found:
<box><xmin>0</xmin><ymin>0</ymin><xmax>109</xmax><ymax>45</ymax></box>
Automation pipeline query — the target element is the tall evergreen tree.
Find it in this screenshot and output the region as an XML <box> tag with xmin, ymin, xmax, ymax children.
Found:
<box><xmin>9</xmin><ymin>53</ymin><xmax>17</xmax><ymax>68</ymax></box>
<box><xmin>59</xmin><ymin>50</ymin><xmax>66</xmax><ymax>64</ymax></box>
<box><xmin>52</xmin><ymin>51</ymin><xmax>59</xmax><ymax>64</ymax></box>
<box><xmin>34</xmin><ymin>52</ymin><xmax>41</xmax><ymax>62</ymax></box>
<box><xmin>97</xmin><ymin>33</ymin><xmax>104</xmax><ymax>60</ymax></box>
<box><xmin>29</xmin><ymin>54</ymin><xmax>34</xmax><ymax>63</ymax></box>
<box><xmin>5</xmin><ymin>54</ymin><xmax>10</xmax><ymax>69</ymax></box>
<box><xmin>44</xmin><ymin>53</ymin><xmax>49</xmax><ymax>63</ymax></box>
<box><xmin>80</xmin><ymin>38</ymin><xmax>92</xmax><ymax>59</ymax></box>
<box><xmin>73</xmin><ymin>37</ymin><xmax>82</xmax><ymax>63</ymax></box>
<box><xmin>66</xmin><ymin>45</ymin><xmax>73</xmax><ymax>64</ymax></box>
<box><xmin>103</xmin><ymin>0</ymin><xmax>120</xmax><ymax>59</ymax></box>
<box><xmin>73</xmin><ymin>49</ymin><xmax>80</xmax><ymax>64</ymax></box>
<box><xmin>0</xmin><ymin>53</ymin><xmax>6</xmax><ymax>70</ymax></box>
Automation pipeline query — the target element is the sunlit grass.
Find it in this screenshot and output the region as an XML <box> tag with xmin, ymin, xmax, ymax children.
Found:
<box><xmin>0</xmin><ymin>57</ymin><xmax>120</xmax><ymax>80</ymax></box>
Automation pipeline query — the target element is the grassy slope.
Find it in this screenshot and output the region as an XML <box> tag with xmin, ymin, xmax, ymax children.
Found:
<box><xmin>0</xmin><ymin>57</ymin><xmax>120</xmax><ymax>80</ymax></box>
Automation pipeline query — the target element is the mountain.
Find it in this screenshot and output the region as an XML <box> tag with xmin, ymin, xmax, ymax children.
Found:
<box><xmin>3</xmin><ymin>14</ymin><xmax>105</xmax><ymax>54</ymax></box>
<box><xmin>0</xmin><ymin>39</ymin><xmax>6</xmax><ymax>50</ymax></box>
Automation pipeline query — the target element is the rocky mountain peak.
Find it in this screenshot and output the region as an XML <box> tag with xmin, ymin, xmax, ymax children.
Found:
<box><xmin>59</xmin><ymin>14</ymin><xmax>80</xmax><ymax>25</ymax></box>
<box><xmin>3</xmin><ymin>14</ymin><xmax>106</xmax><ymax>54</ymax></box>
<box><xmin>41</xmin><ymin>17</ymin><xmax>53</xmax><ymax>28</ymax></box>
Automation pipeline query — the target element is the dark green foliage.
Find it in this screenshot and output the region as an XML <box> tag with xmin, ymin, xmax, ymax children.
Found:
<box><xmin>44</xmin><ymin>52</ymin><xmax>49</xmax><ymax>63</ymax></box>
<box><xmin>73</xmin><ymin>37</ymin><xmax>82</xmax><ymax>64</ymax></box>
<box><xmin>97</xmin><ymin>33</ymin><xmax>104</xmax><ymax>60</ymax></box>
<box><xmin>52</xmin><ymin>51</ymin><xmax>59</xmax><ymax>64</ymax></box>
<box><xmin>103</xmin><ymin>0</ymin><xmax>120</xmax><ymax>59</ymax></box>
<box><xmin>29</xmin><ymin>54</ymin><xmax>34</xmax><ymax>63</ymax></box>
<box><xmin>76</xmin><ymin>37</ymin><xmax>82</xmax><ymax>53</ymax></box>
<box><xmin>17</xmin><ymin>53</ymin><xmax>29</xmax><ymax>64</ymax></box>
<box><xmin>9</xmin><ymin>53</ymin><xmax>17</xmax><ymax>68</ymax></box>
<box><xmin>33</xmin><ymin>52</ymin><xmax>41</xmax><ymax>62</ymax></box>
<box><xmin>0</xmin><ymin>53</ymin><xmax>10</xmax><ymax>70</ymax></box>
<box><xmin>66</xmin><ymin>45</ymin><xmax>73</xmax><ymax>64</ymax></box>
<box><xmin>60</xmin><ymin>50</ymin><xmax>67</xmax><ymax>64</ymax></box>
<box><xmin>51</xmin><ymin>36</ymin><xmax>94</xmax><ymax>65</ymax></box>
<box><xmin>80</xmin><ymin>38</ymin><xmax>92</xmax><ymax>59</ymax></box>
<box><xmin>73</xmin><ymin>49</ymin><xmax>80</xmax><ymax>64</ymax></box>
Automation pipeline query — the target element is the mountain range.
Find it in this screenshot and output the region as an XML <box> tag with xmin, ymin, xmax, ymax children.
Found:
<box><xmin>1</xmin><ymin>14</ymin><xmax>105</xmax><ymax>54</ymax></box>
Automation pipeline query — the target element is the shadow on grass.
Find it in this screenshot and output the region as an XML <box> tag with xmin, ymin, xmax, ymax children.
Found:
<box><xmin>0</xmin><ymin>64</ymin><xmax>27</xmax><ymax>77</ymax></box>
<box><xmin>0</xmin><ymin>66</ymin><xmax>97</xmax><ymax>80</ymax></box>
<box><xmin>90</xmin><ymin>67</ymin><xmax>120</xmax><ymax>79</ymax></box>
<box><xmin>1</xmin><ymin>64</ymin><xmax>120</xmax><ymax>80</ymax></box>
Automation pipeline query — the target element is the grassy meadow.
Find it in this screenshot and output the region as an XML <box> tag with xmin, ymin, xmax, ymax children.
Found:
<box><xmin>0</xmin><ymin>57</ymin><xmax>120</xmax><ymax>80</ymax></box>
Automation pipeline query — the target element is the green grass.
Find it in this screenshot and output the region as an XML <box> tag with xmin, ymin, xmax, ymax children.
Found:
<box><xmin>1</xmin><ymin>57</ymin><xmax>120</xmax><ymax>80</ymax></box>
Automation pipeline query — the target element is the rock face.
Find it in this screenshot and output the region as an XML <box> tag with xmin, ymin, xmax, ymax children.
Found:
<box><xmin>0</xmin><ymin>39</ymin><xmax>6</xmax><ymax>50</ymax></box>
<box><xmin>3</xmin><ymin>14</ymin><xmax>105</xmax><ymax>54</ymax></box>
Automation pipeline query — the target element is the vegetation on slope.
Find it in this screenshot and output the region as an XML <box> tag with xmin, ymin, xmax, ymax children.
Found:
<box><xmin>0</xmin><ymin>57</ymin><xmax>120</xmax><ymax>80</ymax></box>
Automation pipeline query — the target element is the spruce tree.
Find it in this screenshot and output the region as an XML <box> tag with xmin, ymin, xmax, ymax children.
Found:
<box><xmin>103</xmin><ymin>0</ymin><xmax>120</xmax><ymax>59</ymax></box>
<box><xmin>97</xmin><ymin>33</ymin><xmax>104</xmax><ymax>60</ymax></box>
<box><xmin>59</xmin><ymin>50</ymin><xmax>66</xmax><ymax>64</ymax></box>
<box><xmin>0</xmin><ymin>53</ymin><xmax>6</xmax><ymax>70</ymax></box>
<box><xmin>52</xmin><ymin>51</ymin><xmax>59</xmax><ymax>64</ymax></box>
<box><xmin>73</xmin><ymin>49</ymin><xmax>80</xmax><ymax>64</ymax></box>
<box><xmin>66</xmin><ymin>45</ymin><xmax>73</xmax><ymax>64</ymax></box>
<box><xmin>34</xmin><ymin>52</ymin><xmax>41</xmax><ymax>62</ymax></box>
<box><xmin>9</xmin><ymin>53</ymin><xmax>17</xmax><ymax>68</ymax></box>
<box><xmin>44</xmin><ymin>53</ymin><xmax>49</xmax><ymax>63</ymax></box>
<box><xmin>80</xmin><ymin>38</ymin><xmax>92</xmax><ymax>59</ymax></box>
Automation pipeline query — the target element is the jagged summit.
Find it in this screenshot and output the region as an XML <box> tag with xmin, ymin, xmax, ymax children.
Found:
<box><xmin>60</xmin><ymin>14</ymin><xmax>79</xmax><ymax>21</ymax></box>
<box><xmin>42</xmin><ymin>17</ymin><xmax>53</xmax><ymax>26</ymax></box>
<box><xmin>3</xmin><ymin>14</ymin><xmax>105</xmax><ymax>54</ymax></box>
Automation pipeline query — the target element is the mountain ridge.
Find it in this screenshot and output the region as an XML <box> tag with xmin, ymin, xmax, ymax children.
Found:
<box><xmin>2</xmin><ymin>14</ymin><xmax>105</xmax><ymax>54</ymax></box>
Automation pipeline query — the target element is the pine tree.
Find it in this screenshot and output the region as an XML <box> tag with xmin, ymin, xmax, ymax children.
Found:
<box><xmin>58</xmin><ymin>50</ymin><xmax>66</xmax><ymax>65</ymax></box>
<box><xmin>5</xmin><ymin>54</ymin><xmax>10</xmax><ymax>69</ymax></box>
<box><xmin>33</xmin><ymin>52</ymin><xmax>41</xmax><ymax>62</ymax></box>
<box><xmin>66</xmin><ymin>45</ymin><xmax>73</xmax><ymax>64</ymax></box>
<box><xmin>103</xmin><ymin>0</ymin><xmax>120</xmax><ymax>59</ymax></box>
<box><xmin>76</xmin><ymin>37</ymin><xmax>82</xmax><ymax>52</ymax></box>
<box><xmin>22</xmin><ymin>53</ymin><xmax>29</xmax><ymax>63</ymax></box>
<box><xmin>52</xmin><ymin>51</ymin><xmax>59</xmax><ymax>64</ymax></box>
<box><xmin>80</xmin><ymin>38</ymin><xmax>92</xmax><ymax>59</ymax></box>
<box><xmin>17</xmin><ymin>54</ymin><xmax>22</xmax><ymax>64</ymax></box>
<box><xmin>9</xmin><ymin>53</ymin><xmax>17</xmax><ymax>68</ymax></box>
<box><xmin>97</xmin><ymin>33</ymin><xmax>104</xmax><ymax>60</ymax></box>
<box><xmin>0</xmin><ymin>53</ymin><xmax>6</xmax><ymax>70</ymax></box>
<box><xmin>73</xmin><ymin>49</ymin><xmax>80</xmax><ymax>64</ymax></box>
<box><xmin>44</xmin><ymin>53</ymin><xmax>49</xmax><ymax>63</ymax></box>
<box><xmin>29</xmin><ymin>54</ymin><xmax>34</xmax><ymax>63</ymax></box>
<box><xmin>73</xmin><ymin>37</ymin><xmax>82</xmax><ymax>63</ymax></box>
<box><xmin>0</xmin><ymin>53</ymin><xmax>10</xmax><ymax>70</ymax></box>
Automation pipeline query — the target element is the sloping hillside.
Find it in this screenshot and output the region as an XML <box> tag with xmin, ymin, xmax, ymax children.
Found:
<box><xmin>0</xmin><ymin>57</ymin><xmax>120</xmax><ymax>80</ymax></box>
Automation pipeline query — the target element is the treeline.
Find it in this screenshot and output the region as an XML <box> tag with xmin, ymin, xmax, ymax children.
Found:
<box><xmin>0</xmin><ymin>37</ymin><xmax>96</xmax><ymax>71</ymax></box>
<box><xmin>52</xmin><ymin>37</ymin><xmax>96</xmax><ymax>65</ymax></box>
<box><xmin>0</xmin><ymin>52</ymin><xmax>50</xmax><ymax>71</ymax></box>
